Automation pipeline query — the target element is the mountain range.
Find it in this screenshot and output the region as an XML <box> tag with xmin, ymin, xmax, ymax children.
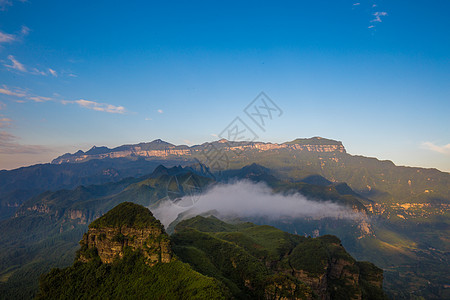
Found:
<box><xmin>0</xmin><ymin>137</ymin><xmax>449</xmax><ymax>299</ymax></box>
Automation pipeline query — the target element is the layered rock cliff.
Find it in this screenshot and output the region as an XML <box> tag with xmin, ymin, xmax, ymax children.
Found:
<box><xmin>52</xmin><ymin>137</ymin><xmax>346</xmax><ymax>164</ymax></box>
<box><xmin>77</xmin><ymin>202</ymin><xmax>171</xmax><ymax>265</ymax></box>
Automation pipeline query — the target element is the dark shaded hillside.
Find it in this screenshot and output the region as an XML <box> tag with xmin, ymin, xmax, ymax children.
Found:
<box><xmin>47</xmin><ymin>137</ymin><xmax>450</xmax><ymax>208</ymax></box>
<box><xmin>0</xmin><ymin>158</ymin><xmax>191</xmax><ymax>220</ymax></box>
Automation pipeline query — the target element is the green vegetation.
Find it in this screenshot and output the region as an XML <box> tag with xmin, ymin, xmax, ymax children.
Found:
<box><xmin>1</xmin><ymin>156</ymin><xmax>449</xmax><ymax>299</ymax></box>
<box><xmin>89</xmin><ymin>202</ymin><xmax>160</xmax><ymax>229</ymax></box>
<box><xmin>172</xmin><ymin>216</ymin><xmax>386</xmax><ymax>300</ymax></box>
<box><xmin>289</xmin><ymin>238</ymin><xmax>329</xmax><ymax>275</ymax></box>
<box><xmin>284</xmin><ymin>137</ymin><xmax>343</xmax><ymax>146</ymax></box>
<box><xmin>37</xmin><ymin>249</ymin><xmax>228</xmax><ymax>300</ymax></box>
<box><xmin>37</xmin><ymin>211</ymin><xmax>385</xmax><ymax>300</ymax></box>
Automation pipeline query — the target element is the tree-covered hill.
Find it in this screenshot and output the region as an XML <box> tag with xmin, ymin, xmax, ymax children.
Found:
<box><xmin>37</xmin><ymin>203</ymin><xmax>386</xmax><ymax>300</ymax></box>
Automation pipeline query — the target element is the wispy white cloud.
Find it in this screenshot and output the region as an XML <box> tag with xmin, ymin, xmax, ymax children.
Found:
<box><xmin>3</xmin><ymin>56</ymin><xmax>59</xmax><ymax>77</ymax></box>
<box><xmin>0</xmin><ymin>84</ymin><xmax>52</xmax><ymax>102</ymax></box>
<box><xmin>371</xmin><ymin>11</ymin><xmax>388</xmax><ymax>23</ymax></box>
<box><xmin>0</xmin><ymin>25</ymin><xmax>29</xmax><ymax>43</ymax></box>
<box><xmin>0</xmin><ymin>116</ymin><xmax>12</xmax><ymax>127</ymax></box>
<box><xmin>27</xmin><ymin>96</ymin><xmax>52</xmax><ymax>102</ymax></box>
<box><xmin>1</xmin><ymin>84</ymin><xmax>125</xmax><ymax>114</ymax></box>
<box><xmin>4</xmin><ymin>55</ymin><xmax>26</xmax><ymax>72</ymax></box>
<box><xmin>0</xmin><ymin>85</ymin><xmax>27</xmax><ymax>97</ymax></box>
<box><xmin>0</xmin><ymin>0</ymin><xmax>26</xmax><ymax>11</ymax></box>
<box><xmin>48</xmin><ymin>68</ymin><xmax>57</xmax><ymax>77</ymax></box>
<box><xmin>353</xmin><ymin>3</ymin><xmax>360</xmax><ymax>6</ymax></box>
<box><xmin>157</xmin><ymin>109</ymin><xmax>163</xmax><ymax>114</ymax></box>
<box><xmin>0</xmin><ymin>102</ymin><xmax>11</xmax><ymax>127</ymax></box>
<box><xmin>422</xmin><ymin>142</ymin><xmax>450</xmax><ymax>155</ymax></box>
<box><xmin>0</xmin><ymin>0</ymin><xmax>12</xmax><ymax>10</ymax></box>
<box><xmin>31</xmin><ymin>68</ymin><xmax>47</xmax><ymax>76</ymax></box>
<box><xmin>0</xmin><ymin>131</ymin><xmax>50</xmax><ymax>154</ymax></box>
<box><xmin>20</xmin><ymin>25</ymin><xmax>29</xmax><ymax>35</ymax></box>
<box><xmin>0</xmin><ymin>31</ymin><xmax>16</xmax><ymax>43</ymax></box>
<box><xmin>62</xmin><ymin>99</ymin><xmax>126</xmax><ymax>114</ymax></box>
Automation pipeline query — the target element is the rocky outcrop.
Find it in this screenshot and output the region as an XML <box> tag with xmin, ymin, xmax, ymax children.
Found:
<box><xmin>79</xmin><ymin>225</ymin><xmax>171</xmax><ymax>265</ymax></box>
<box><xmin>52</xmin><ymin>137</ymin><xmax>346</xmax><ymax>164</ymax></box>
<box><xmin>283</xmin><ymin>236</ymin><xmax>383</xmax><ymax>300</ymax></box>
<box><xmin>173</xmin><ymin>216</ymin><xmax>386</xmax><ymax>300</ymax></box>
<box><xmin>78</xmin><ymin>202</ymin><xmax>172</xmax><ymax>266</ymax></box>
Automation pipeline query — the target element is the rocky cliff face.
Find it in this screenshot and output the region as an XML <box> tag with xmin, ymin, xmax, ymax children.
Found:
<box><xmin>52</xmin><ymin>137</ymin><xmax>346</xmax><ymax>164</ymax></box>
<box><xmin>78</xmin><ymin>202</ymin><xmax>171</xmax><ymax>266</ymax></box>
<box><xmin>79</xmin><ymin>225</ymin><xmax>171</xmax><ymax>265</ymax></box>
<box><xmin>172</xmin><ymin>216</ymin><xmax>386</xmax><ymax>300</ymax></box>
<box><xmin>283</xmin><ymin>237</ymin><xmax>383</xmax><ymax>300</ymax></box>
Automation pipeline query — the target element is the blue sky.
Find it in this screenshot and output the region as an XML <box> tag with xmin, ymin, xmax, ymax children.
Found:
<box><xmin>0</xmin><ymin>0</ymin><xmax>449</xmax><ymax>171</ymax></box>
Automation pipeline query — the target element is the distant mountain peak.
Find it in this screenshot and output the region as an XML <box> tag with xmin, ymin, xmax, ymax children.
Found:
<box><xmin>85</xmin><ymin>145</ymin><xmax>111</xmax><ymax>155</ymax></box>
<box><xmin>52</xmin><ymin>137</ymin><xmax>347</xmax><ymax>164</ymax></box>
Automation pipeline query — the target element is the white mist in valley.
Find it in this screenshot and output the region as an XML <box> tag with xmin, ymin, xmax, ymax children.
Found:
<box><xmin>152</xmin><ymin>180</ymin><xmax>362</xmax><ymax>228</ymax></box>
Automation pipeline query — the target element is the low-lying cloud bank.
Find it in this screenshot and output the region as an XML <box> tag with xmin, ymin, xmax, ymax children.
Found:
<box><xmin>152</xmin><ymin>180</ymin><xmax>362</xmax><ymax>228</ymax></box>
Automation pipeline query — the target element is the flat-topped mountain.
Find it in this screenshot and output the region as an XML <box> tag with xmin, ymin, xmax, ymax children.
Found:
<box><xmin>51</xmin><ymin>137</ymin><xmax>346</xmax><ymax>164</ymax></box>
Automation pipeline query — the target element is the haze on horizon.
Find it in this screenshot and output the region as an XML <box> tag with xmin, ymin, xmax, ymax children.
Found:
<box><xmin>0</xmin><ymin>1</ymin><xmax>449</xmax><ymax>172</ymax></box>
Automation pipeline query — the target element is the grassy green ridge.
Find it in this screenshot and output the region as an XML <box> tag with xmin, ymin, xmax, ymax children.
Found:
<box><xmin>172</xmin><ymin>216</ymin><xmax>386</xmax><ymax>300</ymax></box>
<box><xmin>89</xmin><ymin>202</ymin><xmax>161</xmax><ymax>229</ymax></box>
<box><xmin>37</xmin><ymin>250</ymin><xmax>228</xmax><ymax>300</ymax></box>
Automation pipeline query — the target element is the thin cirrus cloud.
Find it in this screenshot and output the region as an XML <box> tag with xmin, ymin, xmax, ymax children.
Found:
<box><xmin>0</xmin><ymin>0</ymin><xmax>27</xmax><ymax>11</ymax></box>
<box><xmin>0</xmin><ymin>102</ymin><xmax>11</xmax><ymax>128</ymax></box>
<box><xmin>62</xmin><ymin>99</ymin><xmax>126</xmax><ymax>114</ymax></box>
<box><xmin>3</xmin><ymin>55</ymin><xmax>58</xmax><ymax>77</ymax></box>
<box><xmin>0</xmin><ymin>130</ymin><xmax>50</xmax><ymax>154</ymax></box>
<box><xmin>4</xmin><ymin>55</ymin><xmax>26</xmax><ymax>72</ymax></box>
<box><xmin>0</xmin><ymin>117</ymin><xmax>12</xmax><ymax>128</ymax></box>
<box><xmin>27</xmin><ymin>96</ymin><xmax>52</xmax><ymax>102</ymax></box>
<box><xmin>371</xmin><ymin>11</ymin><xmax>388</xmax><ymax>23</ymax></box>
<box><xmin>0</xmin><ymin>84</ymin><xmax>127</xmax><ymax>114</ymax></box>
<box><xmin>422</xmin><ymin>142</ymin><xmax>450</xmax><ymax>155</ymax></box>
<box><xmin>0</xmin><ymin>85</ymin><xmax>52</xmax><ymax>102</ymax></box>
<box><xmin>0</xmin><ymin>31</ymin><xmax>16</xmax><ymax>43</ymax></box>
<box><xmin>0</xmin><ymin>25</ymin><xmax>29</xmax><ymax>43</ymax></box>
<box><xmin>351</xmin><ymin>2</ymin><xmax>388</xmax><ymax>29</ymax></box>
<box><xmin>0</xmin><ymin>85</ymin><xmax>27</xmax><ymax>98</ymax></box>
<box><xmin>48</xmin><ymin>68</ymin><xmax>57</xmax><ymax>77</ymax></box>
